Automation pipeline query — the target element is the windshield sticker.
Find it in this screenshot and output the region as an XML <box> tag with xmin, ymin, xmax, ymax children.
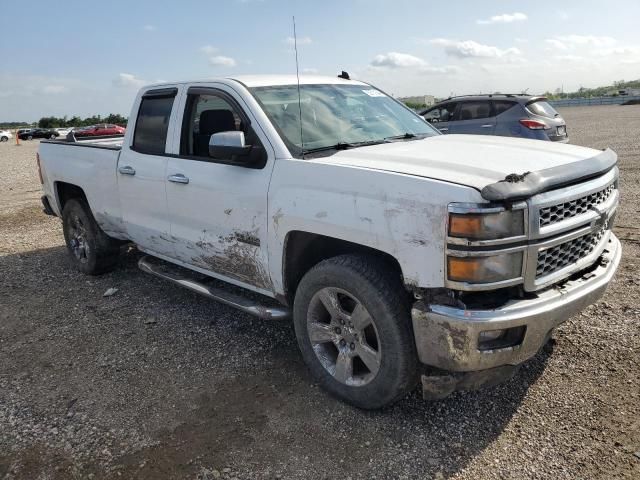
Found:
<box><xmin>362</xmin><ymin>89</ymin><xmax>386</xmax><ymax>98</ymax></box>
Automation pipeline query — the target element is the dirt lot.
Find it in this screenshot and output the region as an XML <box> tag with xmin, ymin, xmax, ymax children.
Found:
<box><xmin>1</xmin><ymin>106</ymin><xmax>639</xmax><ymax>480</ymax></box>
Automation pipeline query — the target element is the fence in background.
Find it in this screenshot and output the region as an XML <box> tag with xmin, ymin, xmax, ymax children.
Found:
<box><xmin>549</xmin><ymin>96</ymin><xmax>640</xmax><ymax>107</ymax></box>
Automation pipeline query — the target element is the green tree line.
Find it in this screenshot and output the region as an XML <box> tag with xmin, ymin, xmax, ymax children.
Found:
<box><xmin>1</xmin><ymin>114</ymin><xmax>128</xmax><ymax>130</ymax></box>
<box><xmin>37</xmin><ymin>114</ymin><xmax>128</xmax><ymax>129</ymax></box>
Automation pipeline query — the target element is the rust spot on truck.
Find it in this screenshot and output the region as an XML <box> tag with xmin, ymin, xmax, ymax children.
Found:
<box><xmin>193</xmin><ymin>230</ymin><xmax>271</xmax><ymax>290</ymax></box>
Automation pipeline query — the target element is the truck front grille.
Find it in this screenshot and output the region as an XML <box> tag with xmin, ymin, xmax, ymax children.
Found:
<box><xmin>539</xmin><ymin>183</ymin><xmax>615</xmax><ymax>228</ymax></box>
<box><xmin>536</xmin><ymin>228</ymin><xmax>606</xmax><ymax>278</ymax></box>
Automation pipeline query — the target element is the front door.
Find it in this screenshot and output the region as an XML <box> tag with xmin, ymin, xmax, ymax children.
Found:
<box><xmin>424</xmin><ymin>101</ymin><xmax>458</xmax><ymax>134</ymax></box>
<box><xmin>165</xmin><ymin>86</ymin><xmax>275</xmax><ymax>294</ymax></box>
<box><xmin>117</xmin><ymin>87</ymin><xmax>180</xmax><ymax>258</ymax></box>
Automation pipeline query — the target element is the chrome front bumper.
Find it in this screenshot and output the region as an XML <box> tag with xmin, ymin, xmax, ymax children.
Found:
<box><xmin>412</xmin><ymin>234</ymin><xmax>621</xmax><ymax>372</ymax></box>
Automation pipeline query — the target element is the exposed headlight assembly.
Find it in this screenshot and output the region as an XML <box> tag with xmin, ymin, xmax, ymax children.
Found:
<box><xmin>447</xmin><ymin>251</ymin><xmax>523</xmax><ymax>284</ymax></box>
<box><xmin>446</xmin><ymin>203</ymin><xmax>527</xmax><ymax>289</ymax></box>
<box><xmin>448</xmin><ymin>205</ymin><xmax>525</xmax><ymax>241</ymax></box>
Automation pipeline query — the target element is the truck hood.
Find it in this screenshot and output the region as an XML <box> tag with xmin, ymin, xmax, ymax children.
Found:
<box><xmin>316</xmin><ymin>135</ymin><xmax>616</xmax><ymax>200</ymax></box>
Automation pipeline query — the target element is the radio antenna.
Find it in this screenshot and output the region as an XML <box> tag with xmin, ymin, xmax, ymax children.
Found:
<box><xmin>292</xmin><ymin>16</ymin><xmax>304</xmax><ymax>157</ymax></box>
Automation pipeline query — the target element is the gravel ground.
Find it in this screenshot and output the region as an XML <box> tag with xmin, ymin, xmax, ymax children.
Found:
<box><xmin>1</xmin><ymin>106</ymin><xmax>639</xmax><ymax>480</ymax></box>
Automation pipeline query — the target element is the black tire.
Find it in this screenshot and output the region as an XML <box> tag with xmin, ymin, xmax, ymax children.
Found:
<box><xmin>27</xmin><ymin>135</ymin><xmax>33</xmax><ymax>140</ymax></box>
<box><xmin>293</xmin><ymin>254</ymin><xmax>418</xmax><ymax>409</ymax></box>
<box><xmin>0</xmin><ymin>136</ymin><xmax>7</xmax><ymax>142</ymax></box>
<box><xmin>61</xmin><ymin>198</ymin><xmax>120</xmax><ymax>275</ymax></box>
<box><xmin>49</xmin><ymin>134</ymin><xmax>56</xmax><ymax>139</ymax></box>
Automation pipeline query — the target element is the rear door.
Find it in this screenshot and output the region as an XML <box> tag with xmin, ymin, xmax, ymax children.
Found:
<box><xmin>117</xmin><ymin>87</ymin><xmax>181</xmax><ymax>258</ymax></box>
<box><xmin>448</xmin><ymin>100</ymin><xmax>496</xmax><ymax>135</ymax></box>
<box><xmin>164</xmin><ymin>85</ymin><xmax>275</xmax><ymax>294</ymax></box>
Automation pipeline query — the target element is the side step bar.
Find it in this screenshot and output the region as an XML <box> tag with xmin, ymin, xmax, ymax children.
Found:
<box><xmin>138</xmin><ymin>256</ymin><xmax>291</xmax><ymax>320</ymax></box>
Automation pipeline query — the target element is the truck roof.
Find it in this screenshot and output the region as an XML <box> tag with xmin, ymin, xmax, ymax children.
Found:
<box><xmin>142</xmin><ymin>75</ymin><xmax>368</xmax><ymax>90</ymax></box>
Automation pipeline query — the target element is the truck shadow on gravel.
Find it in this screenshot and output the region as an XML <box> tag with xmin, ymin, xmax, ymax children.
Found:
<box><xmin>1</xmin><ymin>245</ymin><xmax>554</xmax><ymax>479</ymax></box>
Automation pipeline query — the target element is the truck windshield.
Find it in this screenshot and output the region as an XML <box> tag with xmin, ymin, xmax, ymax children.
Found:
<box><xmin>251</xmin><ymin>84</ymin><xmax>438</xmax><ymax>156</ymax></box>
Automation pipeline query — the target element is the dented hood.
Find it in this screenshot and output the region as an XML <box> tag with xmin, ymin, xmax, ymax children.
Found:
<box><xmin>318</xmin><ymin>134</ymin><xmax>616</xmax><ymax>201</ymax></box>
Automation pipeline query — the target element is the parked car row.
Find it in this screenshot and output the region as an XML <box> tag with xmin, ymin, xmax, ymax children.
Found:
<box><xmin>9</xmin><ymin>124</ymin><xmax>126</xmax><ymax>141</ymax></box>
<box><xmin>420</xmin><ymin>94</ymin><xmax>569</xmax><ymax>143</ymax></box>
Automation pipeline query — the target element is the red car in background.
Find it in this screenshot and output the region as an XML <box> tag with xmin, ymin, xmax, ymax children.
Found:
<box><xmin>75</xmin><ymin>124</ymin><xmax>126</xmax><ymax>137</ymax></box>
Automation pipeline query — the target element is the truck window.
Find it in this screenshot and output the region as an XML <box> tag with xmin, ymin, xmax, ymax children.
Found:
<box><xmin>181</xmin><ymin>92</ymin><xmax>267</xmax><ymax>162</ymax></box>
<box><xmin>133</xmin><ymin>95</ymin><xmax>175</xmax><ymax>155</ymax></box>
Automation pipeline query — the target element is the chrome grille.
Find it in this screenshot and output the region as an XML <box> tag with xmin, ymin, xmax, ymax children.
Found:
<box><xmin>539</xmin><ymin>183</ymin><xmax>615</xmax><ymax>227</ymax></box>
<box><xmin>536</xmin><ymin>228</ymin><xmax>606</xmax><ymax>278</ymax></box>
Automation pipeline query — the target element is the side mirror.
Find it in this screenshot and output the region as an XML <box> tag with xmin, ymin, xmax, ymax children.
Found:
<box><xmin>209</xmin><ymin>131</ymin><xmax>252</xmax><ymax>159</ymax></box>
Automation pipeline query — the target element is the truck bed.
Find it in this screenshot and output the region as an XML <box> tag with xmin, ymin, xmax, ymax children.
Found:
<box><xmin>39</xmin><ymin>136</ymin><xmax>127</xmax><ymax>239</ymax></box>
<box><xmin>41</xmin><ymin>134</ymin><xmax>124</xmax><ymax>150</ymax></box>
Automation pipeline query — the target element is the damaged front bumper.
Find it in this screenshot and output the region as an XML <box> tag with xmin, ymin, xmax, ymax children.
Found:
<box><xmin>412</xmin><ymin>235</ymin><xmax>621</xmax><ymax>377</ymax></box>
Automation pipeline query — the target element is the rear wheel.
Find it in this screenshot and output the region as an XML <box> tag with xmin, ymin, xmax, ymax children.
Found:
<box><xmin>0</xmin><ymin>136</ymin><xmax>7</xmax><ymax>142</ymax></box>
<box><xmin>27</xmin><ymin>135</ymin><xmax>33</xmax><ymax>140</ymax></box>
<box><xmin>293</xmin><ymin>254</ymin><xmax>418</xmax><ymax>409</ymax></box>
<box><xmin>61</xmin><ymin>198</ymin><xmax>120</xmax><ymax>275</ymax></box>
<box><xmin>49</xmin><ymin>134</ymin><xmax>56</xmax><ymax>139</ymax></box>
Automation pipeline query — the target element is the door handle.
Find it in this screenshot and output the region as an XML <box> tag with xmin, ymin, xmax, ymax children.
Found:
<box><xmin>168</xmin><ymin>173</ymin><xmax>189</xmax><ymax>184</ymax></box>
<box><xmin>481</xmin><ymin>124</ymin><xmax>493</xmax><ymax>128</ymax></box>
<box><xmin>438</xmin><ymin>127</ymin><xmax>449</xmax><ymax>132</ymax></box>
<box><xmin>118</xmin><ymin>165</ymin><xmax>136</xmax><ymax>175</ymax></box>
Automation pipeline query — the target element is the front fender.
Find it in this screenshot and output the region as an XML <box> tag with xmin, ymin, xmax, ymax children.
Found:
<box><xmin>266</xmin><ymin>158</ymin><xmax>483</xmax><ymax>296</ymax></box>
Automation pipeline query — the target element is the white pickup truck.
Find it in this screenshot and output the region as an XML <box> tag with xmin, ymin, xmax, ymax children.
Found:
<box><xmin>37</xmin><ymin>75</ymin><xmax>621</xmax><ymax>408</ymax></box>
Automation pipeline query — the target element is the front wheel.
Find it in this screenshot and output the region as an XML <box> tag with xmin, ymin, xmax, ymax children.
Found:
<box><xmin>61</xmin><ymin>198</ymin><xmax>121</xmax><ymax>275</ymax></box>
<box><xmin>49</xmin><ymin>134</ymin><xmax>56</xmax><ymax>139</ymax></box>
<box><xmin>293</xmin><ymin>254</ymin><xmax>418</xmax><ymax>409</ymax></box>
<box><xmin>27</xmin><ymin>135</ymin><xmax>33</xmax><ymax>140</ymax></box>
<box><xmin>0</xmin><ymin>136</ymin><xmax>7</xmax><ymax>142</ymax></box>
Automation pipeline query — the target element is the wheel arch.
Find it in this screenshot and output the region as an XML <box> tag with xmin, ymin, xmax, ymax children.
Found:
<box><xmin>281</xmin><ymin>230</ymin><xmax>406</xmax><ymax>306</ymax></box>
<box><xmin>54</xmin><ymin>181</ymin><xmax>88</xmax><ymax>213</ymax></box>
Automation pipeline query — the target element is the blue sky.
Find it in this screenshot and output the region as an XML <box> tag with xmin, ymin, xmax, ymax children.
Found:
<box><xmin>2</xmin><ymin>0</ymin><xmax>639</xmax><ymax>121</ymax></box>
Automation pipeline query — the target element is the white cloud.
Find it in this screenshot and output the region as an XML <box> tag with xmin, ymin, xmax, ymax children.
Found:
<box><xmin>113</xmin><ymin>73</ymin><xmax>147</xmax><ymax>88</ymax></box>
<box><xmin>208</xmin><ymin>55</ymin><xmax>237</xmax><ymax>67</ymax></box>
<box><xmin>515</xmin><ymin>38</ymin><xmax>529</xmax><ymax>44</ymax></box>
<box><xmin>199</xmin><ymin>46</ymin><xmax>237</xmax><ymax>68</ymax></box>
<box><xmin>302</xmin><ymin>68</ymin><xmax>319</xmax><ymax>74</ymax></box>
<box><xmin>200</xmin><ymin>45</ymin><xmax>219</xmax><ymax>55</ymax></box>
<box><xmin>477</xmin><ymin>12</ymin><xmax>527</xmax><ymax>25</ymax></box>
<box><xmin>371</xmin><ymin>52</ymin><xmax>426</xmax><ymax>68</ymax></box>
<box><xmin>430</xmin><ymin>39</ymin><xmax>522</xmax><ymax>58</ymax></box>
<box><xmin>43</xmin><ymin>85</ymin><xmax>67</xmax><ymax>94</ymax></box>
<box><xmin>545</xmin><ymin>38</ymin><xmax>569</xmax><ymax>51</ymax></box>
<box><xmin>546</xmin><ymin>35</ymin><xmax>617</xmax><ymax>52</ymax></box>
<box><xmin>285</xmin><ymin>36</ymin><xmax>312</xmax><ymax>46</ymax></box>
<box><xmin>143</xmin><ymin>25</ymin><xmax>156</xmax><ymax>32</ymax></box>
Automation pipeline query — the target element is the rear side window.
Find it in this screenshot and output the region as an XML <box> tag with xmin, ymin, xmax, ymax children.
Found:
<box><xmin>133</xmin><ymin>95</ymin><xmax>175</xmax><ymax>154</ymax></box>
<box><xmin>455</xmin><ymin>101</ymin><xmax>492</xmax><ymax>121</ymax></box>
<box><xmin>526</xmin><ymin>100</ymin><xmax>559</xmax><ymax>119</ymax></box>
<box><xmin>493</xmin><ymin>100</ymin><xmax>517</xmax><ymax>116</ymax></box>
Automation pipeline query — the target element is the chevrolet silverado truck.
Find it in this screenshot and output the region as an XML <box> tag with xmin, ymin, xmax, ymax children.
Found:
<box><xmin>37</xmin><ymin>75</ymin><xmax>621</xmax><ymax>409</ymax></box>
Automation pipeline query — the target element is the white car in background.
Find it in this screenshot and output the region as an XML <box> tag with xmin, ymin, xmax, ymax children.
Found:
<box><xmin>55</xmin><ymin>128</ymin><xmax>72</xmax><ymax>137</ymax></box>
<box><xmin>0</xmin><ymin>130</ymin><xmax>13</xmax><ymax>142</ymax></box>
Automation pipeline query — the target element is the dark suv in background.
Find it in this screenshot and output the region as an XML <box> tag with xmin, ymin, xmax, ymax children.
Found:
<box><xmin>420</xmin><ymin>95</ymin><xmax>568</xmax><ymax>143</ymax></box>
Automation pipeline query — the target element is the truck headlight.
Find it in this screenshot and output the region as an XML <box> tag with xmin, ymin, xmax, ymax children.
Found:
<box><xmin>448</xmin><ymin>209</ymin><xmax>524</xmax><ymax>240</ymax></box>
<box><xmin>447</xmin><ymin>252</ymin><xmax>523</xmax><ymax>284</ymax></box>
